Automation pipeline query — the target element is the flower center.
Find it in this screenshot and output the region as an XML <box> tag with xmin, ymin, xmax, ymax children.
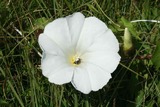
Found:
<box><xmin>70</xmin><ymin>55</ymin><xmax>81</xmax><ymax>66</ymax></box>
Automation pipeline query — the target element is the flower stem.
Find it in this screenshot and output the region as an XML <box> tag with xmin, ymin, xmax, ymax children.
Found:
<box><xmin>119</xmin><ymin>63</ymin><xmax>145</xmax><ymax>79</ymax></box>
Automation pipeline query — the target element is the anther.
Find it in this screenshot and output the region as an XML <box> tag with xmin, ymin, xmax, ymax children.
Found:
<box><xmin>73</xmin><ymin>58</ymin><xmax>81</xmax><ymax>65</ymax></box>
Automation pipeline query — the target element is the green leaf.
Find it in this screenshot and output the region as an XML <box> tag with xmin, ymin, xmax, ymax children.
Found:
<box><xmin>87</xmin><ymin>4</ymin><xmax>99</xmax><ymax>14</ymax></box>
<box><xmin>151</xmin><ymin>41</ymin><xmax>160</xmax><ymax>70</ymax></box>
<box><xmin>33</xmin><ymin>17</ymin><xmax>51</xmax><ymax>29</ymax></box>
<box><xmin>0</xmin><ymin>99</ymin><xmax>9</xmax><ymax>105</ymax></box>
<box><xmin>108</xmin><ymin>24</ymin><xmax>124</xmax><ymax>32</ymax></box>
<box><xmin>146</xmin><ymin>100</ymin><xmax>154</xmax><ymax>107</ymax></box>
<box><xmin>121</xmin><ymin>17</ymin><xmax>140</xmax><ymax>40</ymax></box>
<box><xmin>135</xmin><ymin>90</ymin><xmax>144</xmax><ymax>107</ymax></box>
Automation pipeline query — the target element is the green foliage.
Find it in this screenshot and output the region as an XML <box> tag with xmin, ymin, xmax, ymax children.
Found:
<box><xmin>120</xmin><ymin>17</ymin><xmax>140</xmax><ymax>40</ymax></box>
<box><xmin>0</xmin><ymin>0</ymin><xmax>160</xmax><ymax>107</ymax></box>
<box><xmin>32</xmin><ymin>17</ymin><xmax>51</xmax><ymax>29</ymax></box>
<box><xmin>121</xmin><ymin>17</ymin><xmax>140</xmax><ymax>39</ymax></box>
<box><xmin>152</xmin><ymin>41</ymin><xmax>160</xmax><ymax>70</ymax></box>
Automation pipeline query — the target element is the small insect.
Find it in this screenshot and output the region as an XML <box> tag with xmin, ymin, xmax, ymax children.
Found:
<box><xmin>73</xmin><ymin>58</ymin><xmax>81</xmax><ymax>65</ymax></box>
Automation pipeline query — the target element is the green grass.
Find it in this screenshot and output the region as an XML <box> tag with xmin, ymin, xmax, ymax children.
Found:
<box><xmin>0</xmin><ymin>0</ymin><xmax>160</xmax><ymax>106</ymax></box>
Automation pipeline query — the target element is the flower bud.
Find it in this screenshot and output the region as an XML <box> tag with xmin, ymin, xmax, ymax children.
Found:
<box><xmin>123</xmin><ymin>28</ymin><xmax>133</xmax><ymax>56</ymax></box>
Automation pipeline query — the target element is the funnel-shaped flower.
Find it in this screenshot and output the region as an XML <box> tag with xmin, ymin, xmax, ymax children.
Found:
<box><xmin>38</xmin><ymin>12</ymin><xmax>121</xmax><ymax>94</ymax></box>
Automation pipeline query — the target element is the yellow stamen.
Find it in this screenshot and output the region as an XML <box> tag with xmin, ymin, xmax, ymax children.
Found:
<box><xmin>70</xmin><ymin>55</ymin><xmax>81</xmax><ymax>66</ymax></box>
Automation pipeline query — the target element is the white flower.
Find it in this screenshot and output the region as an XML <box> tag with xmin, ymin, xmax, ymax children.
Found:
<box><xmin>38</xmin><ymin>12</ymin><xmax>121</xmax><ymax>94</ymax></box>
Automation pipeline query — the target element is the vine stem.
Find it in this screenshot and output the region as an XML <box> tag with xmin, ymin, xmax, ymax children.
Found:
<box><xmin>131</xmin><ymin>20</ymin><xmax>160</xmax><ymax>23</ymax></box>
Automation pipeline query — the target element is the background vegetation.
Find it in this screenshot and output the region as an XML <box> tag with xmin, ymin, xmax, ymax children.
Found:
<box><xmin>0</xmin><ymin>0</ymin><xmax>160</xmax><ymax>106</ymax></box>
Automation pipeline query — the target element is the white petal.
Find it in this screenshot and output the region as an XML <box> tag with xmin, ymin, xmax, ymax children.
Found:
<box><xmin>71</xmin><ymin>66</ymin><xmax>91</xmax><ymax>94</ymax></box>
<box><xmin>85</xmin><ymin>63</ymin><xmax>112</xmax><ymax>91</ymax></box>
<box><xmin>43</xmin><ymin>17</ymin><xmax>71</xmax><ymax>54</ymax></box>
<box><xmin>41</xmin><ymin>53</ymin><xmax>68</xmax><ymax>77</ymax></box>
<box><xmin>76</xmin><ymin>17</ymin><xmax>108</xmax><ymax>55</ymax></box>
<box><xmin>66</xmin><ymin>12</ymin><xmax>85</xmax><ymax>47</ymax></box>
<box><xmin>48</xmin><ymin>65</ymin><xmax>74</xmax><ymax>85</ymax></box>
<box><xmin>87</xmin><ymin>29</ymin><xmax>119</xmax><ymax>53</ymax></box>
<box><xmin>82</xmin><ymin>51</ymin><xmax>120</xmax><ymax>73</ymax></box>
<box><xmin>38</xmin><ymin>34</ymin><xmax>64</xmax><ymax>56</ymax></box>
